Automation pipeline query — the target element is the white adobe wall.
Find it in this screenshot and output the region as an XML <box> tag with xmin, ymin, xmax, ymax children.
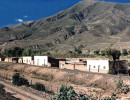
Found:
<box><xmin>34</xmin><ymin>56</ymin><xmax>48</xmax><ymax>66</ymax></box>
<box><xmin>23</xmin><ymin>57</ymin><xmax>32</xmax><ymax>64</ymax></box>
<box><xmin>87</xmin><ymin>60</ymin><xmax>109</xmax><ymax>73</ymax></box>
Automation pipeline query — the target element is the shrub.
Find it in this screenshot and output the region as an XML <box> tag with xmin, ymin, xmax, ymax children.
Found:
<box><xmin>0</xmin><ymin>84</ymin><xmax>4</xmax><ymax>93</ymax></box>
<box><xmin>108</xmin><ymin>70</ymin><xmax>116</xmax><ymax>75</ymax></box>
<box><xmin>122</xmin><ymin>49</ymin><xmax>128</xmax><ymax>56</ymax></box>
<box><xmin>115</xmin><ymin>77</ymin><xmax>129</xmax><ymax>94</ymax></box>
<box><xmin>33</xmin><ymin>83</ymin><xmax>45</xmax><ymax>91</ymax></box>
<box><xmin>51</xmin><ymin>85</ymin><xmax>88</xmax><ymax>100</ymax></box>
<box><xmin>0</xmin><ymin>84</ymin><xmax>19</xmax><ymax>100</ymax></box>
<box><xmin>101</xmin><ymin>50</ymin><xmax>105</xmax><ymax>56</ymax></box>
<box><xmin>75</xmin><ymin>49</ymin><xmax>82</xmax><ymax>54</ymax></box>
<box><xmin>128</xmin><ymin>50</ymin><xmax>130</xmax><ymax>54</ymax></box>
<box><xmin>12</xmin><ymin>73</ymin><xmax>29</xmax><ymax>86</ymax></box>
<box><xmin>102</xmin><ymin>97</ymin><xmax>116</xmax><ymax>100</ymax></box>
<box><xmin>128</xmin><ymin>69</ymin><xmax>130</xmax><ymax>76</ymax></box>
<box><xmin>65</xmin><ymin>26</ymin><xmax>75</xmax><ymax>36</ymax></box>
<box><xmin>94</xmin><ymin>50</ymin><xmax>100</xmax><ymax>55</ymax></box>
<box><xmin>79</xmin><ymin>25</ymin><xmax>88</xmax><ymax>33</ymax></box>
<box><xmin>12</xmin><ymin>73</ymin><xmax>20</xmax><ymax>85</ymax></box>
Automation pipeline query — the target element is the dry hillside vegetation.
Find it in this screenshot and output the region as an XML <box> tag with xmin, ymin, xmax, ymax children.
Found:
<box><xmin>0</xmin><ymin>62</ymin><xmax>129</xmax><ymax>99</ymax></box>
<box><xmin>0</xmin><ymin>0</ymin><xmax>130</xmax><ymax>54</ymax></box>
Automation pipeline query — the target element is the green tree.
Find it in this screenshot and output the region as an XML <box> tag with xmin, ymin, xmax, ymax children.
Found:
<box><xmin>22</xmin><ymin>48</ymin><xmax>32</xmax><ymax>56</ymax></box>
<box><xmin>2</xmin><ymin>49</ymin><xmax>10</xmax><ymax>57</ymax></box>
<box><xmin>1</xmin><ymin>47</ymin><xmax>23</xmax><ymax>57</ymax></box>
<box><xmin>7</xmin><ymin>49</ymin><xmax>13</xmax><ymax>57</ymax></box>
<box><xmin>105</xmin><ymin>48</ymin><xmax>121</xmax><ymax>61</ymax></box>
<box><xmin>105</xmin><ymin>48</ymin><xmax>121</xmax><ymax>74</ymax></box>
<box><xmin>122</xmin><ymin>49</ymin><xmax>128</xmax><ymax>56</ymax></box>
<box><xmin>13</xmin><ymin>47</ymin><xmax>23</xmax><ymax>57</ymax></box>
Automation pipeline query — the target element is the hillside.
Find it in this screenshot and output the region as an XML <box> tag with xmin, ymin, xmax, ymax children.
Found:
<box><xmin>0</xmin><ymin>61</ymin><xmax>130</xmax><ymax>99</ymax></box>
<box><xmin>0</xmin><ymin>0</ymin><xmax>130</xmax><ymax>54</ymax></box>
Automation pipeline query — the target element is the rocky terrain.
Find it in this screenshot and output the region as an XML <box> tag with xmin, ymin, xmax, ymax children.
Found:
<box><xmin>0</xmin><ymin>0</ymin><xmax>130</xmax><ymax>54</ymax></box>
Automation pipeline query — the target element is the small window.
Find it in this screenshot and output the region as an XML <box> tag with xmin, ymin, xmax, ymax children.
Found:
<box><xmin>79</xmin><ymin>59</ymin><xmax>83</xmax><ymax>61</ymax></box>
<box><xmin>103</xmin><ymin>66</ymin><xmax>106</xmax><ymax>69</ymax></box>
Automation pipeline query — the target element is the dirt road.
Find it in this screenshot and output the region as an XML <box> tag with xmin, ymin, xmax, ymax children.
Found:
<box><xmin>0</xmin><ymin>79</ymin><xmax>46</xmax><ymax>100</ymax></box>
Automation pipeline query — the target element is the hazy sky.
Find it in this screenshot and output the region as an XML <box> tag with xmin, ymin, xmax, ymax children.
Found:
<box><xmin>0</xmin><ymin>0</ymin><xmax>130</xmax><ymax>27</ymax></box>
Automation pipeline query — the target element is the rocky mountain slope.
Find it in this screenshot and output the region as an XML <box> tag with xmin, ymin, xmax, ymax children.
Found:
<box><xmin>0</xmin><ymin>0</ymin><xmax>130</xmax><ymax>54</ymax></box>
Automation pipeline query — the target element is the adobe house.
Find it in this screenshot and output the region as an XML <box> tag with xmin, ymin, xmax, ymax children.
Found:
<box><xmin>4</xmin><ymin>57</ymin><xmax>19</xmax><ymax>63</ymax></box>
<box><xmin>87</xmin><ymin>60</ymin><xmax>109</xmax><ymax>73</ymax></box>
<box><xmin>34</xmin><ymin>56</ymin><xmax>60</xmax><ymax>67</ymax></box>
<box><xmin>23</xmin><ymin>56</ymin><xmax>34</xmax><ymax>65</ymax></box>
<box><xmin>59</xmin><ymin>58</ymin><xmax>110</xmax><ymax>74</ymax></box>
<box><xmin>34</xmin><ymin>56</ymin><xmax>48</xmax><ymax>66</ymax></box>
<box><xmin>18</xmin><ymin>57</ymin><xmax>23</xmax><ymax>63</ymax></box>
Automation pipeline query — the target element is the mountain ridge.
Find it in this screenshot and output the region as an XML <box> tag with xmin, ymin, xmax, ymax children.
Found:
<box><xmin>0</xmin><ymin>0</ymin><xmax>130</xmax><ymax>54</ymax></box>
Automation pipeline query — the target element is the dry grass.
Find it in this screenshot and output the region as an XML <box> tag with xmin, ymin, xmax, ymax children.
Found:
<box><xmin>0</xmin><ymin>61</ymin><xmax>130</xmax><ymax>99</ymax></box>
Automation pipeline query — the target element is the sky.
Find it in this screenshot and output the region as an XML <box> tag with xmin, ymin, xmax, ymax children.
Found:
<box><xmin>0</xmin><ymin>0</ymin><xmax>130</xmax><ymax>27</ymax></box>
<box><xmin>98</xmin><ymin>0</ymin><xmax>130</xmax><ymax>3</ymax></box>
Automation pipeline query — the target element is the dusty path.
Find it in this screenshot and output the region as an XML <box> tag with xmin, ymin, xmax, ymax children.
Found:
<box><xmin>0</xmin><ymin>79</ymin><xmax>46</xmax><ymax>100</ymax></box>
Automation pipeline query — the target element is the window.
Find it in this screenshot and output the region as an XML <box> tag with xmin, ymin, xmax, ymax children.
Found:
<box><xmin>79</xmin><ymin>59</ymin><xmax>83</xmax><ymax>61</ymax></box>
<box><xmin>103</xmin><ymin>66</ymin><xmax>106</xmax><ymax>69</ymax></box>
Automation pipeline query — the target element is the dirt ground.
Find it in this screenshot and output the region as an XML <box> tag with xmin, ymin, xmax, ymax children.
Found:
<box><xmin>0</xmin><ymin>61</ymin><xmax>130</xmax><ymax>99</ymax></box>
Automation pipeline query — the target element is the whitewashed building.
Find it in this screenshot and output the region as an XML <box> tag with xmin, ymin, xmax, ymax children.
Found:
<box><xmin>23</xmin><ymin>56</ymin><xmax>34</xmax><ymax>65</ymax></box>
<box><xmin>34</xmin><ymin>56</ymin><xmax>48</xmax><ymax>66</ymax></box>
<box><xmin>87</xmin><ymin>60</ymin><xmax>109</xmax><ymax>73</ymax></box>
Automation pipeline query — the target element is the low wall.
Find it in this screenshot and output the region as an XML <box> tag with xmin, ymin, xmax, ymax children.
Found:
<box><xmin>59</xmin><ymin>61</ymin><xmax>87</xmax><ymax>71</ymax></box>
<box><xmin>88</xmin><ymin>69</ymin><xmax>109</xmax><ymax>74</ymax></box>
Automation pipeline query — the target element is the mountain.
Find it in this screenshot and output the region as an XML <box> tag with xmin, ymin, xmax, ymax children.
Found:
<box><xmin>0</xmin><ymin>0</ymin><xmax>130</xmax><ymax>54</ymax></box>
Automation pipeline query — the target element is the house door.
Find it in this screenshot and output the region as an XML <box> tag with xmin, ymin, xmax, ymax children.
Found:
<box><xmin>98</xmin><ymin>65</ymin><xmax>100</xmax><ymax>72</ymax></box>
<box><xmin>89</xmin><ymin>65</ymin><xmax>91</xmax><ymax>71</ymax></box>
<box><xmin>27</xmin><ymin>59</ymin><xmax>28</xmax><ymax>64</ymax></box>
<box><xmin>44</xmin><ymin>59</ymin><xmax>45</xmax><ymax>66</ymax></box>
<box><xmin>37</xmin><ymin>59</ymin><xmax>39</xmax><ymax>65</ymax></box>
